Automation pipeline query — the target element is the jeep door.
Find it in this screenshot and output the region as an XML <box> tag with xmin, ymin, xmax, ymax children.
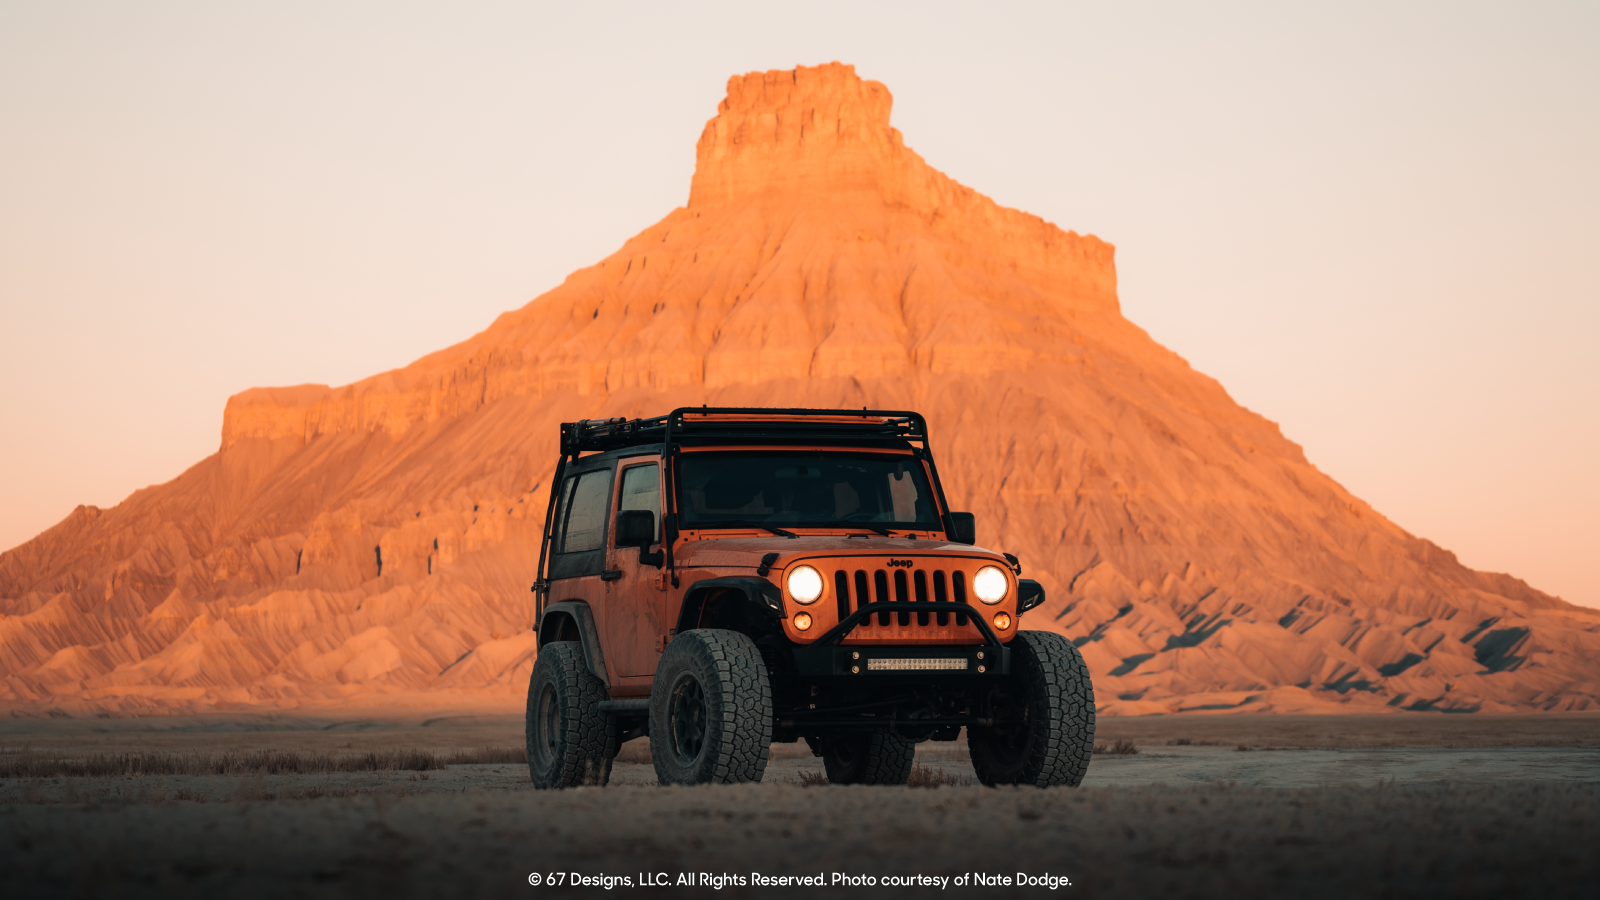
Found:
<box><xmin>604</xmin><ymin>458</ymin><xmax>669</xmax><ymax>680</ymax></box>
<box><xmin>546</xmin><ymin>460</ymin><xmax>615</xmax><ymax>647</ymax></box>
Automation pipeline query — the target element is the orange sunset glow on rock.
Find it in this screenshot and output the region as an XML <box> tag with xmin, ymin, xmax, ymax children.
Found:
<box><xmin>2</xmin><ymin>63</ymin><xmax>1595</xmax><ymax>717</ymax></box>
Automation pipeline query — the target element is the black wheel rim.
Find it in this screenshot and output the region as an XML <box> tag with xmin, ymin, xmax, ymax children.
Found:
<box><xmin>669</xmin><ymin>673</ymin><xmax>707</xmax><ymax>765</ymax></box>
<box><xmin>829</xmin><ymin>735</ymin><xmax>862</xmax><ymax>767</ymax></box>
<box><xmin>982</xmin><ymin>683</ymin><xmax>1033</xmax><ymax>766</ymax></box>
<box><xmin>534</xmin><ymin>682</ymin><xmax>560</xmax><ymax>768</ymax></box>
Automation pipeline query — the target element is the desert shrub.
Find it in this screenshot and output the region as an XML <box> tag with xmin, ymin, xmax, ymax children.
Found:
<box><xmin>1093</xmin><ymin>740</ymin><xmax>1140</xmax><ymax>755</ymax></box>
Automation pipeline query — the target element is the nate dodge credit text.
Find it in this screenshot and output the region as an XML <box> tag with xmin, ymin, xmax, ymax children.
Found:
<box><xmin>527</xmin><ymin>872</ymin><xmax>1075</xmax><ymax>889</ymax></box>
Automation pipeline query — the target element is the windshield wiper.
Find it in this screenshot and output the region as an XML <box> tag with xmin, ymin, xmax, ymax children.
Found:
<box><xmin>827</xmin><ymin>518</ymin><xmax>894</xmax><ymax>536</ymax></box>
<box><xmin>698</xmin><ymin>520</ymin><xmax>797</xmax><ymax>539</ymax></box>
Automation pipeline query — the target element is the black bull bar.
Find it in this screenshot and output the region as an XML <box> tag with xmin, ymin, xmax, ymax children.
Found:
<box><xmin>811</xmin><ymin>601</ymin><xmax>1006</xmax><ymax>646</ymax></box>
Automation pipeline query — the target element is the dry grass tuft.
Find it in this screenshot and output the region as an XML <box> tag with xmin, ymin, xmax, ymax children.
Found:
<box><xmin>0</xmin><ymin>746</ymin><xmax>526</xmax><ymax>779</ymax></box>
<box><xmin>1235</xmin><ymin>744</ymin><xmax>1253</xmax><ymax>752</ymax></box>
<box><xmin>449</xmin><ymin>746</ymin><xmax>528</xmax><ymax>766</ymax></box>
<box><xmin>1094</xmin><ymin>739</ymin><xmax>1140</xmax><ymax>755</ymax></box>
<box><xmin>792</xmin><ymin>770</ymin><xmax>829</xmax><ymax>786</ymax></box>
<box><xmin>1169</xmin><ymin>737</ymin><xmax>1194</xmax><ymax>746</ymax></box>
<box><xmin>906</xmin><ymin>762</ymin><xmax>973</xmax><ymax>787</ymax></box>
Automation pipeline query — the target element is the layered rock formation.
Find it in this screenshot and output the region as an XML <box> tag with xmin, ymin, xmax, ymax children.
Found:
<box><xmin>4</xmin><ymin>63</ymin><xmax>1596</xmax><ymax>716</ymax></box>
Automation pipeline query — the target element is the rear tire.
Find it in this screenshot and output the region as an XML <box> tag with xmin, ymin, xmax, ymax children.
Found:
<box><xmin>968</xmin><ymin>630</ymin><xmax>1095</xmax><ymax>787</ymax></box>
<box><xmin>650</xmin><ymin>629</ymin><xmax>772</xmax><ymax>785</ymax></box>
<box><xmin>526</xmin><ymin>641</ymin><xmax>614</xmax><ymax>789</ymax></box>
<box><xmin>819</xmin><ymin>732</ymin><xmax>916</xmax><ymax>785</ymax></box>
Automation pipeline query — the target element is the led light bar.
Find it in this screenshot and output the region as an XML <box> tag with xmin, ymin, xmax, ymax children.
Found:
<box><xmin>865</xmin><ymin>657</ymin><xmax>968</xmax><ymax>672</ymax></box>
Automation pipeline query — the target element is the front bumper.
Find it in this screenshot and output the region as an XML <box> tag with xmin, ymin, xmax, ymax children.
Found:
<box><xmin>789</xmin><ymin>642</ymin><xmax>1011</xmax><ymax>683</ymax></box>
<box><xmin>787</xmin><ymin>600</ymin><xmax>1012</xmax><ymax>683</ymax></box>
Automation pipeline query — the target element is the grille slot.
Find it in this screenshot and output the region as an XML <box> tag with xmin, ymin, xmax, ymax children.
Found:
<box><xmin>834</xmin><ymin>570</ymin><xmax>851</xmax><ymax>622</ymax></box>
<box><xmin>913</xmin><ymin>570</ymin><xmax>930</xmax><ymax>626</ymax></box>
<box><xmin>952</xmin><ymin>571</ymin><xmax>969</xmax><ymax>626</ymax></box>
<box><xmin>873</xmin><ymin>570</ymin><xmax>891</xmax><ymax>625</ymax></box>
<box><xmin>893</xmin><ymin>570</ymin><xmax>911</xmax><ymax>625</ymax></box>
<box><xmin>932</xmin><ymin>570</ymin><xmax>950</xmax><ymax>626</ymax></box>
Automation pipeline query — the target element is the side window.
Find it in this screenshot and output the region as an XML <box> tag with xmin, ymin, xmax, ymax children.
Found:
<box><xmin>552</xmin><ymin>474</ymin><xmax>579</xmax><ymax>543</ymax></box>
<box><xmin>559</xmin><ymin>469</ymin><xmax>613</xmax><ymax>554</ymax></box>
<box><xmin>618</xmin><ymin>463</ymin><xmax>661</xmax><ymax>542</ymax></box>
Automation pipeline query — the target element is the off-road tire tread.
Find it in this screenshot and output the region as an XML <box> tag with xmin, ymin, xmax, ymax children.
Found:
<box><xmin>526</xmin><ymin>641</ymin><xmax>614</xmax><ymax>789</ymax></box>
<box><xmin>970</xmin><ymin>630</ymin><xmax>1095</xmax><ymax>787</ymax></box>
<box><xmin>650</xmin><ymin>629</ymin><xmax>772</xmax><ymax>785</ymax></box>
<box><xmin>823</xmin><ymin>732</ymin><xmax>917</xmax><ymax>785</ymax></box>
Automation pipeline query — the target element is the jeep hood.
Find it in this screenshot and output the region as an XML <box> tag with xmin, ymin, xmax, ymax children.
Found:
<box><xmin>672</xmin><ymin>535</ymin><xmax>1008</xmax><ymax>570</ymax></box>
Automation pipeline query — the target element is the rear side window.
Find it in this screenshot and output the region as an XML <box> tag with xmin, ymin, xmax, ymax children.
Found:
<box><xmin>618</xmin><ymin>464</ymin><xmax>661</xmax><ymax>542</ymax></box>
<box><xmin>557</xmin><ymin>469</ymin><xmax>613</xmax><ymax>554</ymax></box>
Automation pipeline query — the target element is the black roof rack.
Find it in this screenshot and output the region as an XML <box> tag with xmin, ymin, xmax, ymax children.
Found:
<box><xmin>560</xmin><ymin>407</ymin><xmax>928</xmax><ymax>455</ymax></box>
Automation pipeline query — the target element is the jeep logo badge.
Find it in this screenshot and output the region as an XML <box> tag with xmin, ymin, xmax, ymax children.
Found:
<box><xmin>887</xmin><ymin>559</ymin><xmax>914</xmax><ymax>568</ymax></box>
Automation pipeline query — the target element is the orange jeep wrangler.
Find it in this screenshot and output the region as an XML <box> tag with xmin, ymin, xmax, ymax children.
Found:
<box><xmin>526</xmin><ymin>408</ymin><xmax>1095</xmax><ymax>787</ymax></box>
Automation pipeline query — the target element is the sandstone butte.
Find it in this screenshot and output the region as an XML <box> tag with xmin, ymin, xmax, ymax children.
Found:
<box><xmin>3</xmin><ymin>63</ymin><xmax>1597</xmax><ymax>719</ymax></box>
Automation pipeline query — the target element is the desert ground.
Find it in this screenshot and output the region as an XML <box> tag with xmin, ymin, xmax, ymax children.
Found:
<box><xmin>3</xmin><ymin>711</ymin><xmax>1597</xmax><ymax>899</ymax></box>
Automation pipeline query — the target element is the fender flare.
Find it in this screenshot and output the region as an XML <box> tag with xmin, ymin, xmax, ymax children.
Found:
<box><xmin>674</xmin><ymin>576</ymin><xmax>785</xmax><ymax>635</ymax></box>
<box><xmin>537</xmin><ymin>600</ymin><xmax>609</xmax><ymax>688</ymax></box>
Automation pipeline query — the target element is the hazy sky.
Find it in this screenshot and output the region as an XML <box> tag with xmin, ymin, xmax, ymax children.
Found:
<box><xmin>2</xmin><ymin>2</ymin><xmax>1596</xmax><ymax>607</ymax></box>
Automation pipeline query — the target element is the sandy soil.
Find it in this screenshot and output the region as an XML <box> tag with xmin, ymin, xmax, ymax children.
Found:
<box><xmin>8</xmin><ymin>711</ymin><xmax>1596</xmax><ymax>755</ymax></box>
<box><xmin>4</xmin><ymin>779</ymin><xmax>1595</xmax><ymax>899</ymax></box>
<box><xmin>1092</xmin><ymin>712</ymin><xmax>1600</xmax><ymax>749</ymax></box>
<box><xmin>0</xmin><ymin>710</ymin><xmax>527</xmax><ymax>756</ymax></box>
<box><xmin>5</xmin><ymin>745</ymin><xmax>1596</xmax><ymax>805</ymax></box>
<box><xmin>4</xmin><ymin>713</ymin><xmax>1597</xmax><ymax>898</ymax></box>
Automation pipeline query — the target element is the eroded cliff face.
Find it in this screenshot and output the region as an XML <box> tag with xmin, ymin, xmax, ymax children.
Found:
<box><xmin>4</xmin><ymin>63</ymin><xmax>1596</xmax><ymax>716</ymax></box>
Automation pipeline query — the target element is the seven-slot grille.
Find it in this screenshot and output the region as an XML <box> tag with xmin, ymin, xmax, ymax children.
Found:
<box><xmin>832</xmin><ymin>566</ymin><xmax>973</xmax><ymax>632</ymax></box>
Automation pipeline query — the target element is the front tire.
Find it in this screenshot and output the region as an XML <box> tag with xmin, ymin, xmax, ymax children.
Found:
<box><xmin>650</xmin><ymin>629</ymin><xmax>772</xmax><ymax>785</ymax></box>
<box><xmin>968</xmin><ymin>630</ymin><xmax>1095</xmax><ymax>787</ymax></box>
<box><xmin>526</xmin><ymin>641</ymin><xmax>614</xmax><ymax>789</ymax></box>
<box><xmin>819</xmin><ymin>732</ymin><xmax>916</xmax><ymax>785</ymax></box>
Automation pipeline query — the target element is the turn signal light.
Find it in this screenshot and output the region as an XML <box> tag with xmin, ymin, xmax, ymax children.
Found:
<box><xmin>793</xmin><ymin>612</ymin><xmax>813</xmax><ymax>631</ymax></box>
<box><xmin>993</xmin><ymin>611</ymin><xmax>1012</xmax><ymax>631</ymax></box>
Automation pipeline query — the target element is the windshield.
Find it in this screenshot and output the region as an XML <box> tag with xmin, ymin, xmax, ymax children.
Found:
<box><xmin>676</xmin><ymin>452</ymin><xmax>941</xmax><ymax>530</ymax></box>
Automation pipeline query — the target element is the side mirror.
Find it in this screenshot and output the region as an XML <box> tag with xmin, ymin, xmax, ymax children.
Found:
<box><xmin>1017</xmin><ymin>579</ymin><xmax>1046</xmax><ymax>614</ymax></box>
<box><xmin>614</xmin><ymin>509</ymin><xmax>663</xmax><ymax>568</ymax></box>
<box><xmin>615</xmin><ymin>510</ymin><xmax>655</xmax><ymax>548</ymax></box>
<box><xmin>947</xmin><ymin>512</ymin><xmax>976</xmax><ymax>545</ymax></box>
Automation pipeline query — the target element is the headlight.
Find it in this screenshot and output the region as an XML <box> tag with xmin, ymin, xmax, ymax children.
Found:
<box><xmin>787</xmin><ymin>565</ymin><xmax>824</xmax><ymax>604</ymax></box>
<box><xmin>973</xmin><ymin>566</ymin><xmax>1009</xmax><ymax>604</ymax></box>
